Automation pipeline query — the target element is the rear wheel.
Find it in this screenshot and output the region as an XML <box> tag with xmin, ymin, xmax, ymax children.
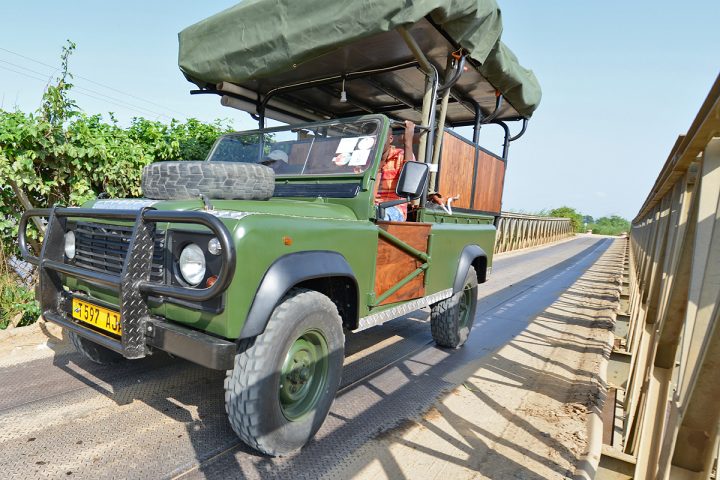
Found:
<box><xmin>224</xmin><ymin>289</ymin><xmax>344</xmax><ymax>456</ymax></box>
<box><xmin>430</xmin><ymin>268</ymin><xmax>478</xmax><ymax>348</ymax></box>
<box><xmin>68</xmin><ymin>331</ymin><xmax>125</xmax><ymax>365</ymax></box>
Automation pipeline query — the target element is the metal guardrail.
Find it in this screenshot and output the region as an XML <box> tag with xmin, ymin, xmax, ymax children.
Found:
<box><xmin>494</xmin><ymin>212</ymin><xmax>573</xmax><ymax>254</ymax></box>
<box><xmin>602</xmin><ymin>75</ymin><xmax>720</xmax><ymax>479</ymax></box>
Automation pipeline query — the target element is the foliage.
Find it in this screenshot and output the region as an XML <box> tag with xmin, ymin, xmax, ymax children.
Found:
<box><xmin>587</xmin><ymin>215</ymin><xmax>630</xmax><ymax>236</ymax></box>
<box><xmin>0</xmin><ymin>40</ymin><xmax>238</xmax><ymax>328</ymax></box>
<box><xmin>548</xmin><ymin>206</ymin><xmax>584</xmax><ymax>233</ymax></box>
<box><xmin>0</xmin><ymin>249</ymin><xmax>40</xmax><ymax>329</ymax></box>
<box><xmin>0</xmin><ymin>41</ymin><xmax>234</xmax><ymax>259</ymax></box>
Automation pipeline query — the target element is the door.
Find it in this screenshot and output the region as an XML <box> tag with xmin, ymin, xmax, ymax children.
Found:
<box><xmin>373</xmin><ymin>221</ymin><xmax>431</xmax><ymax>306</ymax></box>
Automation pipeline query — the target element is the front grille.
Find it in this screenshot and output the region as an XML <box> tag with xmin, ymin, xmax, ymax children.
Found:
<box><xmin>72</xmin><ymin>222</ymin><xmax>165</xmax><ymax>282</ymax></box>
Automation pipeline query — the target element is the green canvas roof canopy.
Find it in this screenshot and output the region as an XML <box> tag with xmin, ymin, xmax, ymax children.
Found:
<box><xmin>178</xmin><ymin>0</ymin><xmax>541</xmax><ymax>127</ymax></box>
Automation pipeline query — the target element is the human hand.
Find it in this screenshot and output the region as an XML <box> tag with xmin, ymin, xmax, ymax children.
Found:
<box><xmin>404</xmin><ymin>120</ymin><xmax>415</xmax><ymax>136</ymax></box>
<box><xmin>403</xmin><ymin>120</ymin><xmax>416</xmax><ymax>151</ymax></box>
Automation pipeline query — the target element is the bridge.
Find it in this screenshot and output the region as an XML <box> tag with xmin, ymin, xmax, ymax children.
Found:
<box><xmin>1</xmin><ymin>81</ymin><xmax>718</xmax><ymax>480</ymax></box>
<box><xmin>597</xmin><ymin>76</ymin><xmax>720</xmax><ymax>479</ymax></box>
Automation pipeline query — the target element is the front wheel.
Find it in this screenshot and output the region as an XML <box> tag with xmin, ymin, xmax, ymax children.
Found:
<box><xmin>430</xmin><ymin>268</ymin><xmax>478</xmax><ymax>348</ymax></box>
<box><xmin>224</xmin><ymin>289</ymin><xmax>345</xmax><ymax>456</ymax></box>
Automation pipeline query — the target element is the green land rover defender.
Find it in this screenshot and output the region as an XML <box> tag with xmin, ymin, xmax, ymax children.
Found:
<box><xmin>20</xmin><ymin>0</ymin><xmax>540</xmax><ymax>455</ymax></box>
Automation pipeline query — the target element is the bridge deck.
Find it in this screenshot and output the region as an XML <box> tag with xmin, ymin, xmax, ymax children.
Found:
<box><xmin>0</xmin><ymin>236</ymin><xmax>622</xmax><ymax>479</ymax></box>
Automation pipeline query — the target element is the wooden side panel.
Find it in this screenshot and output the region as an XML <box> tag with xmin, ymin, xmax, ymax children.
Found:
<box><xmin>374</xmin><ymin>222</ymin><xmax>431</xmax><ymax>305</ymax></box>
<box><xmin>472</xmin><ymin>150</ymin><xmax>505</xmax><ymax>213</ymax></box>
<box><xmin>437</xmin><ymin>132</ymin><xmax>475</xmax><ymax>209</ymax></box>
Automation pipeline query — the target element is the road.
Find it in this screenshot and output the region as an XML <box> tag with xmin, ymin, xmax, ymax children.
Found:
<box><xmin>0</xmin><ymin>236</ymin><xmax>613</xmax><ymax>479</ymax></box>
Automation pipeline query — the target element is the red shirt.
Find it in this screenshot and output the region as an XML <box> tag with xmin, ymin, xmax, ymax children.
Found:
<box><xmin>377</xmin><ymin>146</ymin><xmax>407</xmax><ymax>218</ymax></box>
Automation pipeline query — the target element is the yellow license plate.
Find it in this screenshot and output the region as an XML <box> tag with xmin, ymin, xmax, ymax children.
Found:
<box><xmin>71</xmin><ymin>298</ymin><xmax>121</xmax><ymax>336</ymax></box>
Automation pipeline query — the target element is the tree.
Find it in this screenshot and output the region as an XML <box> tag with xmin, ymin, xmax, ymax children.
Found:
<box><xmin>549</xmin><ymin>206</ymin><xmax>584</xmax><ymax>232</ymax></box>
<box><xmin>589</xmin><ymin>216</ymin><xmax>630</xmax><ymax>236</ymax></box>
<box><xmin>0</xmin><ymin>41</ymin><xmax>234</xmax><ymax>257</ymax></box>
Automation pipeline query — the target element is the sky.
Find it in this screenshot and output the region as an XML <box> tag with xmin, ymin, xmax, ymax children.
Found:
<box><xmin>1</xmin><ymin>1</ymin><xmax>718</xmax><ymax>220</ymax></box>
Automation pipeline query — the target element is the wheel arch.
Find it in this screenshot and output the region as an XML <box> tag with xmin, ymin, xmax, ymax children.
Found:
<box><xmin>454</xmin><ymin>245</ymin><xmax>488</xmax><ymax>293</ymax></box>
<box><xmin>239</xmin><ymin>251</ymin><xmax>359</xmax><ymax>339</ymax></box>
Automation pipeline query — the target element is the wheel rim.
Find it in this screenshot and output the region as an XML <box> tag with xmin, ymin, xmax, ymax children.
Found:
<box><xmin>279</xmin><ymin>328</ymin><xmax>329</xmax><ymax>421</ymax></box>
<box><xmin>458</xmin><ymin>283</ymin><xmax>474</xmax><ymax>329</ymax></box>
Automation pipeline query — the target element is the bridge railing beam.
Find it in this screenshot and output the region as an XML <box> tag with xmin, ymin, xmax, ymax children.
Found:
<box><xmin>494</xmin><ymin>213</ymin><xmax>574</xmax><ymax>254</ymax></box>
<box><xmin>600</xmin><ymin>74</ymin><xmax>720</xmax><ymax>480</ymax></box>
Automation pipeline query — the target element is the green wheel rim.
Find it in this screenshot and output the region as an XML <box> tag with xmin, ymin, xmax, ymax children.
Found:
<box><xmin>458</xmin><ymin>283</ymin><xmax>474</xmax><ymax>329</ymax></box>
<box><xmin>279</xmin><ymin>328</ymin><xmax>329</xmax><ymax>421</ymax></box>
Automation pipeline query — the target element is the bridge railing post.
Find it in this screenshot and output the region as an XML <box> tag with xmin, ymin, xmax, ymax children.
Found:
<box><xmin>600</xmin><ymin>76</ymin><xmax>720</xmax><ymax>479</ymax></box>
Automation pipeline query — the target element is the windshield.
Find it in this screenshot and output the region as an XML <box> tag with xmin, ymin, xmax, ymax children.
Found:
<box><xmin>207</xmin><ymin>118</ymin><xmax>382</xmax><ymax>176</ymax></box>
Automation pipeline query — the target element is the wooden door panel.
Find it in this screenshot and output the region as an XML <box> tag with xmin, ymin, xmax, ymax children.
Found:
<box><xmin>374</xmin><ymin>221</ymin><xmax>431</xmax><ymax>305</ymax></box>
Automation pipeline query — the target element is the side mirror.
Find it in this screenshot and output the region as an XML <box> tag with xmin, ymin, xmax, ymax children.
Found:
<box><xmin>395</xmin><ymin>161</ymin><xmax>429</xmax><ymax>200</ymax></box>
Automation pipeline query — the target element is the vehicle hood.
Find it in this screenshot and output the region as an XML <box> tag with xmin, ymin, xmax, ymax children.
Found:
<box><xmin>85</xmin><ymin>197</ymin><xmax>358</xmax><ymax>221</ymax></box>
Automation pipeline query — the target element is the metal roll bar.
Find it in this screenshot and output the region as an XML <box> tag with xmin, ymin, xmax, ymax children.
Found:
<box><xmin>481</xmin><ymin>94</ymin><xmax>504</xmax><ymax>124</ymax></box>
<box><xmin>438</xmin><ymin>55</ymin><xmax>467</xmax><ymax>93</ymax></box>
<box><xmin>20</xmin><ymin>207</ymin><xmax>236</xmax><ymax>302</ymax></box>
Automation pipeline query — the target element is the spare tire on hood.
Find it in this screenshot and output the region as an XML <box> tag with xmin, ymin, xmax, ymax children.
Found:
<box><xmin>141</xmin><ymin>161</ymin><xmax>274</xmax><ymax>201</ymax></box>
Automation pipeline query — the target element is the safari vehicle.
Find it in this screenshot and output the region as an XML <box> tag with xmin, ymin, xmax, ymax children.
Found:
<box><xmin>19</xmin><ymin>0</ymin><xmax>540</xmax><ymax>456</ymax></box>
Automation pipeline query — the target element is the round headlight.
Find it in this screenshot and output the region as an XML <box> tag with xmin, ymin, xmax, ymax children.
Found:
<box><xmin>64</xmin><ymin>231</ymin><xmax>76</xmax><ymax>260</ymax></box>
<box><xmin>208</xmin><ymin>237</ymin><xmax>222</xmax><ymax>256</ymax></box>
<box><xmin>178</xmin><ymin>243</ymin><xmax>206</xmax><ymax>286</ymax></box>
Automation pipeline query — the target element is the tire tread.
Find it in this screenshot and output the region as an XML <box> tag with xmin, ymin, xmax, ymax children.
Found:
<box><xmin>224</xmin><ymin>289</ymin><xmax>343</xmax><ymax>455</ymax></box>
<box><xmin>430</xmin><ymin>269</ymin><xmax>478</xmax><ymax>348</ymax></box>
<box><xmin>142</xmin><ymin>161</ymin><xmax>274</xmax><ymax>201</ymax></box>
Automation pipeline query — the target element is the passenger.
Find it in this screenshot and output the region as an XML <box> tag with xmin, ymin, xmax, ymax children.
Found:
<box><xmin>375</xmin><ymin>120</ymin><xmax>415</xmax><ymax>221</ymax></box>
<box><xmin>261</xmin><ymin>149</ymin><xmax>291</xmax><ymax>174</ymax></box>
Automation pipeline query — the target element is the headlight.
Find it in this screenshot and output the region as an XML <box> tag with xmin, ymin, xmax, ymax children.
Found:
<box><xmin>178</xmin><ymin>243</ymin><xmax>206</xmax><ymax>286</ymax></box>
<box><xmin>64</xmin><ymin>231</ymin><xmax>76</xmax><ymax>260</ymax></box>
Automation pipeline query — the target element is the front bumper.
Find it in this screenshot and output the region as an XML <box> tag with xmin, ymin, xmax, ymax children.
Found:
<box><xmin>44</xmin><ymin>307</ymin><xmax>236</xmax><ymax>370</ymax></box>
<box><xmin>20</xmin><ymin>206</ymin><xmax>237</xmax><ymax>370</ymax></box>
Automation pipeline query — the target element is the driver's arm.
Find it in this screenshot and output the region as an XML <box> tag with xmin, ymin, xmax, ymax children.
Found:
<box><xmin>403</xmin><ymin>120</ymin><xmax>415</xmax><ymax>162</ymax></box>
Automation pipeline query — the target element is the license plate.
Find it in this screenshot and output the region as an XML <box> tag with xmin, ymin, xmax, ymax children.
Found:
<box><xmin>71</xmin><ymin>298</ymin><xmax>121</xmax><ymax>336</ymax></box>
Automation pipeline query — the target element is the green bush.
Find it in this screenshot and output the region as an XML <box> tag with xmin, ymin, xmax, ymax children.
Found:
<box><xmin>0</xmin><ymin>41</ymin><xmax>235</xmax><ymax>328</ymax></box>
<box><xmin>588</xmin><ymin>216</ymin><xmax>630</xmax><ymax>236</ymax></box>
<box><xmin>0</xmin><ymin>41</ymin><xmax>234</xmax><ymax>259</ymax></box>
<box><xmin>549</xmin><ymin>206</ymin><xmax>584</xmax><ymax>233</ymax></box>
<box><xmin>0</xmin><ymin>250</ymin><xmax>40</xmax><ymax>330</ymax></box>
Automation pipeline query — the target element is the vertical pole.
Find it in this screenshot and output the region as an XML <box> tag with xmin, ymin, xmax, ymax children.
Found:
<box><xmin>429</xmin><ymin>56</ymin><xmax>455</xmax><ymax>192</ymax></box>
<box><xmin>396</xmin><ymin>26</ymin><xmax>438</xmax><ymax>208</ymax></box>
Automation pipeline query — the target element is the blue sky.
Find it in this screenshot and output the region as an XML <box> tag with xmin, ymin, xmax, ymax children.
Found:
<box><xmin>1</xmin><ymin>1</ymin><xmax>718</xmax><ymax>220</ymax></box>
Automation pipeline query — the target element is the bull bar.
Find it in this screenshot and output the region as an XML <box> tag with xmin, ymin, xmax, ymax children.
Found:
<box><xmin>18</xmin><ymin>207</ymin><xmax>238</xmax><ymax>369</ymax></box>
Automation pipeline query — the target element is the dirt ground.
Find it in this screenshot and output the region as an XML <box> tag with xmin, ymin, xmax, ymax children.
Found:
<box><xmin>332</xmin><ymin>239</ymin><xmax>623</xmax><ymax>480</ymax></box>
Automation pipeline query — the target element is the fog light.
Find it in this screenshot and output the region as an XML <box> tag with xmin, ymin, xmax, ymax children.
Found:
<box><xmin>64</xmin><ymin>231</ymin><xmax>76</xmax><ymax>260</ymax></box>
<box><xmin>208</xmin><ymin>237</ymin><xmax>222</xmax><ymax>256</ymax></box>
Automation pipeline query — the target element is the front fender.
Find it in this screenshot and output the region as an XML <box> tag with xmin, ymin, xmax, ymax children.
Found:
<box><xmin>239</xmin><ymin>251</ymin><xmax>357</xmax><ymax>339</ymax></box>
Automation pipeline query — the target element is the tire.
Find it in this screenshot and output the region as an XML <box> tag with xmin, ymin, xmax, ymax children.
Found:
<box><xmin>68</xmin><ymin>331</ymin><xmax>125</xmax><ymax>365</ymax></box>
<box><xmin>141</xmin><ymin>161</ymin><xmax>274</xmax><ymax>201</ymax></box>
<box><xmin>430</xmin><ymin>268</ymin><xmax>478</xmax><ymax>348</ymax></box>
<box><xmin>224</xmin><ymin>289</ymin><xmax>345</xmax><ymax>456</ymax></box>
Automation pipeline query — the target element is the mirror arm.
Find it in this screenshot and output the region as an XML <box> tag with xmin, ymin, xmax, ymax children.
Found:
<box><xmin>377</xmin><ymin>197</ymin><xmax>411</xmax><ymax>220</ymax></box>
<box><xmin>379</xmin><ymin>198</ymin><xmax>410</xmax><ymax>209</ymax></box>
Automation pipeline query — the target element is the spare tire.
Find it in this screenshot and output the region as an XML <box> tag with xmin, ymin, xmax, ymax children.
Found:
<box><xmin>141</xmin><ymin>161</ymin><xmax>274</xmax><ymax>201</ymax></box>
